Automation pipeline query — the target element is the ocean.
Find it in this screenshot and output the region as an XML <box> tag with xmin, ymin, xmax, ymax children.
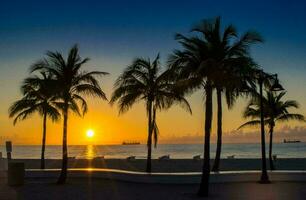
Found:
<box><xmin>0</xmin><ymin>143</ymin><xmax>306</xmax><ymax>159</ymax></box>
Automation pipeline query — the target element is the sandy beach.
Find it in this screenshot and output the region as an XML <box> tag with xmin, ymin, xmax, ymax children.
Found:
<box><xmin>5</xmin><ymin>158</ymin><xmax>306</xmax><ymax>172</ymax></box>
<box><xmin>1</xmin><ymin>177</ymin><xmax>306</xmax><ymax>200</ymax></box>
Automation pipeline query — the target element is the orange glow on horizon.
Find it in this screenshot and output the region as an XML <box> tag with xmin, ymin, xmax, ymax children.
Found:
<box><xmin>0</xmin><ymin>95</ymin><xmax>305</xmax><ymax>145</ymax></box>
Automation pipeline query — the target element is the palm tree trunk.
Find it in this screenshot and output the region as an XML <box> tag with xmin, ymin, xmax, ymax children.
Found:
<box><xmin>269</xmin><ymin>124</ymin><xmax>275</xmax><ymax>170</ymax></box>
<box><xmin>198</xmin><ymin>83</ymin><xmax>213</xmax><ymax>197</ymax></box>
<box><xmin>40</xmin><ymin>113</ymin><xmax>47</xmax><ymax>169</ymax></box>
<box><xmin>57</xmin><ymin>103</ymin><xmax>69</xmax><ymax>184</ymax></box>
<box><xmin>259</xmin><ymin>78</ymin><xmax>269</xmax><ymax>183</ymax></box>
<box><xmin>212</xmin><ymin>88</ymin><xmax>222</xmax><ymax>172</ymax></box>
<box><xmin>146</xmin><ymin>100</ymin><xmax>153</xmax><ymax>173</ymax></box>
<box><xmin>152</xmin><ymin>106</ymin><xmax>157</xmax><ymax>148</ymax></box>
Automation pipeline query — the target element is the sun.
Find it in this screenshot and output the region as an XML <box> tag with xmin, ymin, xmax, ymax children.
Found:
<box><xmin>86</xmin><ymin>129</ymin><xmax>94</xmax><ymax>138</ymax></box>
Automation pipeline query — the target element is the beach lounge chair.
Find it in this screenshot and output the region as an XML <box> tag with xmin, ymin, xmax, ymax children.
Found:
<box><xmin>158</xmin><ymin>155</ymin><xmax>170</xmax><ymax>161</ymax></box>
<box><xmin>68</xmin><ymin>156</ymin><xmax>76</xmax><ymax>160</ymax></box>
<box><xmin>193</xmin><ymin>155</ymin><xmax>201</xmax><ymax>161</ymax></box>
<box><xmin>93</xmin><ymin>156</ymin><xmax>105</xmax><ymax>160</ymax></box>
<box><xmin>227</xmin><ymin>155</ymin><xmax>235</xmax><ymax>159</ymax></box>
<box><xmin>126</xmin><ymin>156</ymin><xmax>136</xmax><ymax>161</ymax></box>
<box><xmin>272</xmin><ymin>154</ymin><xmax>277</xmax><ymax>161</ymax></box>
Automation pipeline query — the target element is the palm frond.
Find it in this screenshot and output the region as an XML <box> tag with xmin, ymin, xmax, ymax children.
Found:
<box><xmin>72</xmin><ymin>94</ymin><xmax>88</xmax><ymax>115</ymax></box>
<box><xmin>282</xmin><ymin>100</ymin><xmax>299</xmax><ymax>109</ymax></box>
<box><xmin>69</xmin><ymin>99</ymin><xmax>82</xmax><ymax>117</ymax></box>
<box><xmin>117</xmin><ymin>92</ymin><xmax>143</xmax><ymax>114</ymax></box>
<box><xmin>10</xmin><ymin>104</ymin><xmax>41</xmax><ymax>125</ymax></box>
<box><xmin>74</xmin><ymin>84</ymin><xmax>107</xmax><ymax>99</ymax></box>
<box><xmin>237</xmin><ymin>120</ymin><xmax>261</xmax><ymax>130</ymax></box>
<box><xmin>45</xmin><ymin>105</ymin><xmax>61</xmax><ymax>122</ymax></box>
<box><xmin>276</xmin><ymin>114</ymin><xmax>305</xmax><ymax>122</ymax></box>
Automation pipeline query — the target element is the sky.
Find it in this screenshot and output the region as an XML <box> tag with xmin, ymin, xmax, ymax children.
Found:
<box><xmin>0</xmin><ymin>0</ymin><xmax>306</xmax><ymax>145</ymax></box>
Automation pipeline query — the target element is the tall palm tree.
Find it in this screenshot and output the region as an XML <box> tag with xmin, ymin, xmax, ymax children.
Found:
<box><xmin>208</xmin><ymin>25</ymin><xmax>263</xmax><ymax>172</ymax></box>
<box><xmin>239</xmin><ymin>90</ymin><xmax>305</xmax><ymax>170</ymax></box>
<box><xmin>31</xmin><ymin>45</ymin><xmax>109</xmax><ymax>184</ymax></box>
<box><xmin>168</xmin><ymin>16</ymin><xmax>262</xmax><ymax>196</ymax></box>
<box><xmin>111</xmin><ymin>54</ymin><xmax>191</xmax><ymax>173</ymax></box>
<box><xmin>9</xmin><ymin>72</ymin><xmax>60</xmax><ymax>169</ymax></box>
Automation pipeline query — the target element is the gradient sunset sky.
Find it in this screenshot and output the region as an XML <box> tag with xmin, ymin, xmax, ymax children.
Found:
<box><xmin>0</xmin><ymin>0</ymin><xmax>306</xmax><ymax>145</ymax></box>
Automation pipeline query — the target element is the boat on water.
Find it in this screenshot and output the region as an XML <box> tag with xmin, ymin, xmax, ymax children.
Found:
<box><xmin>122</xmin><ymin>141</ymin><xmax>141</xmax><ymax>145</ymax></box>
<box><xmin>283</xmin><ymin>139</ymin><xmax>301</xmax><ymax>143</ymax></box>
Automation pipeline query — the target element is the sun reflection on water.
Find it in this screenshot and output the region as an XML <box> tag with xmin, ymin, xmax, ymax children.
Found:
<box><xmin>86</xmin><ymin>144</ymin><xmax>95</xmax><ymax>159</ymax></box>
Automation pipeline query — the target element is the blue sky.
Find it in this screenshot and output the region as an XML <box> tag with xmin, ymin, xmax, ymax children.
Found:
<box><xmin>1</xmin><ymin>0</ymin><xmax>306</xmax><ymax>65</ymax></box>
<box><xmin>1</xmin><ymin>0</ymin><xmax>305</xmax><ymax>98</ymax></box>
<box><xmin>0</xmin><ymin>0</ymin><xmax>306</xmax><ymax>144</ymax></box>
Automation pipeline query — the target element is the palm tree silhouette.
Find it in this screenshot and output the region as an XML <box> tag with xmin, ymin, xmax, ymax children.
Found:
<box><xmin>168</xmin><ymin>16</ymin><xmax>262</xmax><ymax>196</ymax></box>
<box><xmin>9</xmin><ymin>72</ymin><xmax>60</xmax><ymax>169</ymax></box>
<box><xmin>31</xmin><ymin>44</ymin><xmax>109</xmax><ymax>184</ymax></box>
<box><xmin>239</xmin><ymin>90</ymin><xmax>305</xmax><ymax>170</ymax></box>
<box><xmin>201</xmin><ymin>18</ymin><xmax>263</xmax><ymax>172</ymax></box>
<box><xmin>111</xmin><ymin>54</ymin><xmax>191</xmax><ymax>172</ymax></box>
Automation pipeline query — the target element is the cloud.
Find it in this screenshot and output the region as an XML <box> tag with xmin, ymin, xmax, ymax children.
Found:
<box><xmin>160</xmin><ymin>125</ymin><xmax>306</xmax><ymax>144</ymax></box>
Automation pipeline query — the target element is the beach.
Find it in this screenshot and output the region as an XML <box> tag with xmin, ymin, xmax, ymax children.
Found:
<box><xmin>2</xmin><ymin>143</ymin><xmax>306</xmax><ymax>160</ymax></box>
<box><xmin>5</xmin><ymin>158</ymin><xmax>306</xmax><ymax>172</ymax></box>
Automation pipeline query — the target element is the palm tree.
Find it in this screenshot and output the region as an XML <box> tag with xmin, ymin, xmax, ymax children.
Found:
<box><xmin>239</xmin><ymin>90</ymin><xmax>305</xmax><ymax>170</ymax></box>
<box><xmin>111</xmin><ymin>54</ymin><xmax>191</xmax><ymax>173</ymax></box>
<box><xmin>31</xmin><ymin>45</ymin><xmax>109</xmax><ymax>184</ymax></box>
<box><xmin>209</xmin><ymin>29</ymin><xmax>263</xmax><ymax>172</ymax></box>
<box><xmin>168</xmin><ymin>16</ymin><xmax>262</xmax><ymax>196</ymax></box>
<box><xmin>9</xmin><ymin>72</ymin><xmax>60</xmax><ymax>169</ymax></box>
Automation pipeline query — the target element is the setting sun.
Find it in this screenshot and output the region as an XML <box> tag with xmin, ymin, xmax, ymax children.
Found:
<box><xmin>86</xmin><ymin>129</ymin><xmax>94</xmax><ymax>138</ymax></box>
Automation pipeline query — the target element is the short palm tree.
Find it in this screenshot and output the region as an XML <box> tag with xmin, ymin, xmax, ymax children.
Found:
<box><xmin>168</xmin><ymin>16</ymin><xmax>262</xmax><ymax>196</ymax></box>
<box><xmin>111</xmin><ymin>54</ymin><xmax>191</xmax><ymax>173</ymax></box>
<box><xmin>31</xmin><ymin>45</ymin><xmax>109</xmax><ymax>184</ymax></box>
<box><xmin>9</xmin><ymin>72</ymin><xmax>60</xmax><ymax>169</ymax></box>
<box><xmin>239</xmin><ymin>90</ymin><xmax>305</xmax><ymax>170</ymax></box>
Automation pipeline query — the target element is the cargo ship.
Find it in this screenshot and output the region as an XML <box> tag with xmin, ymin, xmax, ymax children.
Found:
<box><xmin>122</xmin><ymin>141</ymin><xmax>141</xmax><ymax>145</ymax></box>
<box><xmin>283</xmin><ymin>139</ymin><xmax>301</xmax><ymax>143</ymax></box>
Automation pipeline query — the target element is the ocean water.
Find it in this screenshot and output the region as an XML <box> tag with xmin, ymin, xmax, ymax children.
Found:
<box><xmin>0</xmin><ymin>143</ymin><xmax>306</xmax><ymax>159</ymax></box>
